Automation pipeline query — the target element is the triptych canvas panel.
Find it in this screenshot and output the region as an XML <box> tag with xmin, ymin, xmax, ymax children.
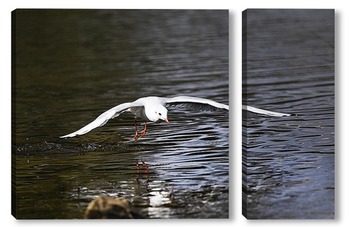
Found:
<box><xmin>12</xmin><ymin>9</ymin><xmax>334</xmax><ymax>219</ymax></box>
<box><xmin>242</xmin><ymin>9</ymin><xmax>334</xmax><ymax>219</ymax></box>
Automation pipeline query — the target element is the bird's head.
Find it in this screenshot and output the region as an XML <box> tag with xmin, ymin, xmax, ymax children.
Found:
<box><xmin>148</xmin><ymin>105</ymin><xmax>169</xmax><ymax>123</ymax></box>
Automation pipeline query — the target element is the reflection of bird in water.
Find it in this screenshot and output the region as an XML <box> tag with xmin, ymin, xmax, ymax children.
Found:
<box><xmin>85</xmin><ymin>196</ymin><xmax>144</xmax><ymax>219</ymax></box>
<box><xmin>59</xmin><ymin>96</ymin><xmax>291</xmax><ymax>141</ymax></box>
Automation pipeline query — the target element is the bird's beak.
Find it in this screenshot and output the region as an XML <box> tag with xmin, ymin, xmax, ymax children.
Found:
<box><xmin>164</xmin><ymin>118</ymin><xmax>169</xmax><ymax>123</ymax></box>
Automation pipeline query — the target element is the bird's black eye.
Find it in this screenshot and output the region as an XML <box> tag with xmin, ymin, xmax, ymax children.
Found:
<box><xmin>159</xmin><ymin>113</ymin><xmax>162</xmax><ymax>116</ymax></box>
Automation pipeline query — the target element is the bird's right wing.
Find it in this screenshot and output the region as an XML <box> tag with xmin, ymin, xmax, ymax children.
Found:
<box><xmin>60</xmin><ymin>102</ymin><xmax>140</xmax><ymax>138</ymax></box>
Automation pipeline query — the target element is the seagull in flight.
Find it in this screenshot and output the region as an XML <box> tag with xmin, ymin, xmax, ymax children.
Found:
<box><xmin>60</xmin><ymin>96</ymin><xmax>290</xmax><ymax>140</ymax></box>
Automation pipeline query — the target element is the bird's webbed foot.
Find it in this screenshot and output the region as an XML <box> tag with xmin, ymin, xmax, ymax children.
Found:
<box><xmin>140</xmin><ymin>123</ymin><xmax>147</xmax><ymax>138</ymax></box>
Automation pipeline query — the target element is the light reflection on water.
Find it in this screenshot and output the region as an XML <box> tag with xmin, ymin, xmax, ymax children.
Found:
<box><xmin>13</xmin><ymin>9</ymin><xmax>229</xmax><ymax>219</ymax></box>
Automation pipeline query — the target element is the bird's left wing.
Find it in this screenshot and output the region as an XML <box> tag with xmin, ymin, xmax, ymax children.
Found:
<box><xmin>163</xmin><ymin>96</ymin><xmax>229</xmax><ymax>112</ymax></box>
<box><xmin>242</xmin><ymin>105</ymin><xmax>291</xmax><ymax>117</ymax></box>
<box><xmin>60</xmin><ymin>102</ymin><xmax>141</xmax><ymax>138</ymax></box>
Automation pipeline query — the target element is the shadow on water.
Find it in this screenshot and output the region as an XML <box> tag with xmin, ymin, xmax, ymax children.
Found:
<box><xmin>243</xmin><ymin>9</ymin><xmax>334</xmax><ymax>219</ymax></box>
<box><xmin>13</xmin><ymin>10</ymin><xmax>229</xmax><ymax>218</ymax></box>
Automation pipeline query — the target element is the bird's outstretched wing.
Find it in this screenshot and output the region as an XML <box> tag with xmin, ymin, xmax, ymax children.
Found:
<box><xmin>60</xmin><ymin>102</ymin><xmax>140</xmax><ymax>138</ymax></box>
<box><xmin>243</xmin><ymin>105</ymin><xmax>291</xmax><ymax>117</ymax></box>
<box><xmin>163</xmin><ymin>96</ymin><xmax>229</xmax><ymax>111</ymax></box>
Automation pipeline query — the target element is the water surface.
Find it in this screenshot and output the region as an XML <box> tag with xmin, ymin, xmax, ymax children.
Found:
<box><xmin>243</xmin><ymin>9</ymin><xmax>334</xmax><ymax>219</ymax></box>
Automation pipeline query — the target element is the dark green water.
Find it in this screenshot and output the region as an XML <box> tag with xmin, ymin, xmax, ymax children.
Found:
<box><xmin>12</xmin><ymin>9</ymin><xmax>229</xmax><ymax>219</ymax></box>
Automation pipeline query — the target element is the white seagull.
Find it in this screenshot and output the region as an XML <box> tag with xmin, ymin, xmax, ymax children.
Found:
<box><xmin>60</xmin><ymin>96</ymin><xmax>290</xmax><ymax>140</ymax></box>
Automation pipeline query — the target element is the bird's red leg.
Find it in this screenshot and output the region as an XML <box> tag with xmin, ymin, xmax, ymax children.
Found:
<box><xmin>134</xmin><ymin>131</ymin><xmax>139</xmax><ymax>141</ymax></box>
<box><xmin>140</xmin><ymin>122</ymin><xmax>147</xmax><ymax>138</ymax></box>
<box><xmin>134</xmin><ymin>118</ymin><xmax>139</xmax><ymax>141</ymax></box>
